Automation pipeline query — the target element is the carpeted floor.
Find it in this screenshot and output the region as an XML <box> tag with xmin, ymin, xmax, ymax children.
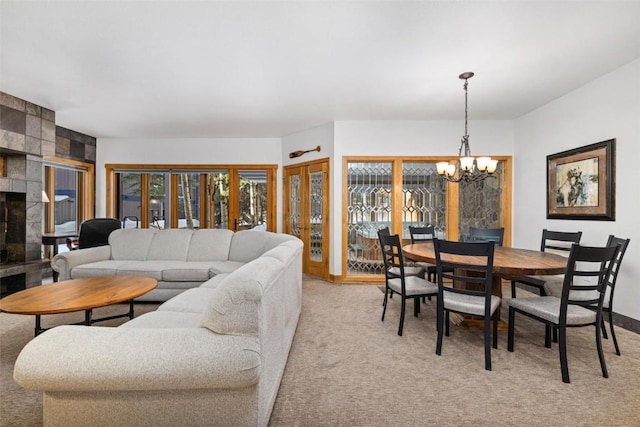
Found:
<box><xmin>2</xmin><ymin>277</ymin><xmax>640</xmax><ymax>426</ymax></box>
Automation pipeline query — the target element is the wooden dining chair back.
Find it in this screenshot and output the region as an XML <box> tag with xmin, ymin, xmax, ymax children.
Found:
<box><xmin>468</xmin><ymin>227</ymin><xmax>504</xmax><ymax>246</ymax></box>
<box><xmin>378</xmin><ymin>227</ymin><xmax>424</xmax><ymax>279</ymax></box>
<box><xmin>408</xmin><ymin>225</ymin><xmax>439</xmax><ymax>282</ymax></box>
<box><xmin>433</xmin><ymin>238</ymin><xmax>500</xmax><ymax>371</ymax></box>
<box><xmin>510</xmin><ymin>229</ymin><xmax>582</xmax><ymax>298</ymax></box>
<box><xmin>378</xmin><ymin>232</ymin><xmax>438</xmax><ymax>336</ymax></box>
<box><xmin>543</xmin><ymin>235</ymin><xmax>630</xmax><ymax>355</ymax></box>
<box><xmin>507</xmin><ymin>243</ymin><xmax>619</xmax><ymax>383</ymax></box>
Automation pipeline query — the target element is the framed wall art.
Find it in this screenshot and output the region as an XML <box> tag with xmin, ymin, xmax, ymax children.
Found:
<box><xmin>547</xmin><ymin>139</ymin><xmax>615</xmax><ymax>221</ymax></box>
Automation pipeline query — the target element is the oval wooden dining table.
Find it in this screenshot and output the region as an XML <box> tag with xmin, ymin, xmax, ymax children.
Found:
<box><xmin>403</xmin><ymin>241</ymin><xmax>569</xmax><ymax>326</ymax></box>
<box><xmin>403</xmin><ymin>241</ymin><xmax>569</xmax><ymax>327</ymax></box>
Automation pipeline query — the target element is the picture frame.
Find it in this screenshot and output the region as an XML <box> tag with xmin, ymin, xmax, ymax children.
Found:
<box><xmin>547</xmin><ymin>139</ymin><xmax>615</xmax><ymax>221</ymax></box>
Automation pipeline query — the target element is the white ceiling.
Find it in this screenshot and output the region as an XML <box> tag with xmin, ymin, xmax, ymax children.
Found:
<box><xmin>1</xmin><ymin>1</ymin><xmax>639</xmax><ymax>139</ymax></box>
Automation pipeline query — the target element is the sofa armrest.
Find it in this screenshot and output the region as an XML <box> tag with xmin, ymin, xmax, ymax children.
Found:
<box><xmin>14</xmin><ymin>326</ymin><xmax>260</xmax><ymax>392</ymax></box>
<box><xmin>51</xmin><ymin>246</ymin><xmax>112</xmax><ymax>281</ymax></box>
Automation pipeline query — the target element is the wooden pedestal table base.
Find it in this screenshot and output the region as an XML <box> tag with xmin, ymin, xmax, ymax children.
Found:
<box><xmin>0</xmin><ymin>276</ymin><xmax>157</xmax><ymax>336</ymax></box>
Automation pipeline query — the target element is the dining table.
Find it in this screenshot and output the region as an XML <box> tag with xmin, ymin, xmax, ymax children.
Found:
<box><xmin>402</xmin><ymin>241</ymin><xmax>569</xmax><ymax>326</ymax></box>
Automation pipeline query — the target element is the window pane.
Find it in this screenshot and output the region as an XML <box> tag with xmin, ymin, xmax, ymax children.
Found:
<box><xmin>402</xmin><ymin>162</ymin><xmax>447</xmax><ymax>238</ymax></box>
<box><xmin>459</xmin><ymin>162</ymin><xmax>504</xmax><ymax>241</ymax></box>
<box><xmin>176</xmin><ymin>173</ymin><xmax>200</xmax><ymax>229</ymax></box>
<box><xmin>209</xmin><ymin>171</ymin><xmax>229</xmax><ymax>229</ymax></box>
<box><xmin>53</xmin><ymin>167</ymin><xmax>78</xmax><ymax>234</ymax></box>
<box><xmin>238</xmin><ymin>170</ymin><xmax>267</xmax><ymax>230</ymax></box>
<box><xmin>346</xmin><ymin>162</ymin><xmax>392</xmax><ymax>275</ymax></box>
<box><xmin>289</xmin><ymin>173</ymin><xmax>301</xmax><ymax>238</ymax></box>
<box><xmin>309</xmin><ymin>170</ymin><xmax>323</xmax><ymax>262</ymax></box>
<box><xmin>149</xmin><ymin>173</ymin><xmax>168</xmax><ymax>229</ymax></box>
<box><xmin>118</xmin><ymin>172</ymin><xmax>141</xmax><ymax>227</ymax></box>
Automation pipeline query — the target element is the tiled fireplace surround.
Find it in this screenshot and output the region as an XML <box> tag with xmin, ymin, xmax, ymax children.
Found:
<box><xmin>0</xmin><ymin>92</ymin><xmax>96</xmax><ymax>295</ymax></box>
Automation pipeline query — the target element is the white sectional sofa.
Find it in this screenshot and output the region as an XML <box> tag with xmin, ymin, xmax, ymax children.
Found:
<box><xmin>51</xmin><ymin>228</ymin><xmax>293</xmax><ymax>301</ymax></box>
<box><xmin>14</xmin><ymin>229</ymin><xmax>303</xmax><ymax>427</ymax></box>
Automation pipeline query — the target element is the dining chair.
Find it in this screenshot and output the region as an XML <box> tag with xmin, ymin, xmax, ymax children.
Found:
<box><xmin>510</xmin><ymin>229</ymin><xmax>582</xmax><ymax>298</ymax></box>
<box><xmin>378</xmin><ymin>227</ymin><xmax>425</xmax><ymax>279</ymax></box>
<box><xmin>379</xmin><ymin>232</ymin><xmax>438</xmax><ymax>336</ymax></box>
<box><xmin>468</xmin><ymin>226</ymin><xmax>504</xmax><ymax>246</ymax></box>
<box><xmin>507</xmin><ymin>243</ymin><xmax>619</xmax><ymax>383</ymax></box>
<box><xmin>433</xmin><ymin>238</ymin><xmax>500</xmax><ymax>371</ymax></box>
<box><xmin>408</xmin><ymin>225</ymin><xmax>439</xmax><ymax>282</ymax></box>
<box><xmin>543</xmin><ymin>235</ymin><xmax>630</xmax><ymax>356</ymax></box>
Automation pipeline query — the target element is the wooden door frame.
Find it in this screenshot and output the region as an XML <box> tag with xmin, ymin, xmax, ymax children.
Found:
<box><xmin>283</xmin><ymin>157</ymin><xmax>330</xmax><ymax>280</ymax></box>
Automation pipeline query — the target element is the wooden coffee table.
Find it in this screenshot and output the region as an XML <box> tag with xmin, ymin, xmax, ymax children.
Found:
<box><xmin>0</xmin><ymin>276</ymin><xmax>157</xmax><ymax>336</ymax></box>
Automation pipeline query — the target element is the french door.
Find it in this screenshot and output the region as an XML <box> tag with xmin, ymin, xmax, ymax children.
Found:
<box><xmin>284</xmin><ymin>159</ymin><xmax>330</xmax><ymax>279</ymax></box>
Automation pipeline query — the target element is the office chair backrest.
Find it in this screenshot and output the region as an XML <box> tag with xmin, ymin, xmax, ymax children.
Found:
<box><xmin>78</xmin><ymin>218</ymin><xmax>122</xmax><ymax>249</ymax></box>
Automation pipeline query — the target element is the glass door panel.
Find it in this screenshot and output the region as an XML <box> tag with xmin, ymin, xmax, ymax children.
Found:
<box><xmin>459</xmin><ymin>162</ymin><xmax>503</xmax><ymax>241</ymax></box>
<box><xmin>176</xmin><ymin>173</ymin><xmax>200</xmax><ymax>229</ymax></box>
<box><xmin>149</xmin><ymin>173</ymin><xmax>168</xmax><ymax>229</ymax></box>
<box><xmin>233</xmin><ymin>170</ymin><xmax>267</xmax><ymax>231</ymax></box>
<box><xmin>401</xmin><ymin>162</ymin><xmax>446</xmax><ymax>239</ymax></box>
<box><xmin>346</xmin><ymin>161</ymin><xmax>392</xmax><ymax>276</ymax></box>
<box><xmin>118</xmin><ymin>172</ymin><xmax>141</xmax><ymax>228</ymax></box>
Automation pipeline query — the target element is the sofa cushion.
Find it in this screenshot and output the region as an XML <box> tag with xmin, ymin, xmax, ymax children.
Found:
<box><xmin>120</xmin><ymin>311</ymin><xmax>204</xmax><ymax>328</ymax></box>
<box><xmin>161</xmin><ymin>262</ymin><xmax>218</xmax><ymax>282</ymax></box>
<box><xmin>228</xmin><ymin>230</ymin><xmax>274</xmax><ymax>262</ymax></box>
<box><xmin>71</xmin><ymin>260</ymin><xmax>138</xmax><ymax>278</ymax></box>
<box><xmin>115</xmin><ymin>261</ymin><xmax>168</xmax><ymax>280</ymax></box>
<box><xmin>201</xmin><ymin>257</ymin><xmax>284</xmax><ymax>335</ymax></box>
<box><xmin>147</xmin><ymin>229</ymin><xmax>194</xmax><ymax>261</ymax></box>
<box><xmin>199</xmin><ymin>274</ymin><xmax>229</xmax><ymax>289</ymax></box>
<box><xmin>109</xmin><ymin>228</ymin><xmax>157</xmax><ymax>260</ymax></box>
<box><xmin>158</xmin><ymin>288</ymin><xmax>216</xmax><ymax>313</ymax></box>
<box><xmin>187</xmin><ymin>229</ymin><xmax>234</xmax><ymax>261</ymax></box>
<box><xmin>209</xmin><ymin>261</ymin><xmax>246</xmax><ymax>275</ymax></box>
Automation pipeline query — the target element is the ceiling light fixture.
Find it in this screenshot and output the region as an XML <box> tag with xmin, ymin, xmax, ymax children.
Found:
<box><xmin>436</xmin><ymin>72</ymin><xmax>497</xmax><ymax>183</ymax></box>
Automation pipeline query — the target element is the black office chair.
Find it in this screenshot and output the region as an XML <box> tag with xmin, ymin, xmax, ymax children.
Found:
<box><xmin>77</xmin><ymin>218</ymin><xmax>122</xmax><ymax>249</ymax></box>
<box><xmin>507</xmin><ymin>243</ymin><xmax>619</xmax><ymax>383</ymax></box>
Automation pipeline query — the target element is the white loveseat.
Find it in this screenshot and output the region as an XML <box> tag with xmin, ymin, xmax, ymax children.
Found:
<box><xmin>14</xmin><ymin>229</ymin><xmax>303</xmax><ymax>427</ymax></box>
<box><xmin>51</xmin><ymin>228</ymin><xmax>292</xmax><ymax>301</ymax></box>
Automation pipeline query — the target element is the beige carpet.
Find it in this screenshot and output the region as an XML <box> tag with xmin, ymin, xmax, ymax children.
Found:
<box><xmin>2</xmin><ymin>278</ymin><xmax>640</xmax><ymax>426</ymax></box>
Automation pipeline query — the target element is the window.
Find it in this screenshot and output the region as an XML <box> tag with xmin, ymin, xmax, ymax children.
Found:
<box><xmin>343</xmin><ymin>156</ymin><xmax>511</xmax><ymax>281</ymax></box>
<box><xmin>106</xmin><ymin>164</ymin><xmax>276</xmax><ymax>231</ymax></box>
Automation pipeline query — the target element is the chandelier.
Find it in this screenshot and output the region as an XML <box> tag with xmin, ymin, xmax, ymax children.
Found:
<box><xmin>436</xmin><ymin>72</ymin><xmax>497</xmax><ymax>183</ymax></box>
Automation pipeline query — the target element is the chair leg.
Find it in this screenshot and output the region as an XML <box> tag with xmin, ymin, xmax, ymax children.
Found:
<box><xmin>492</xmin><ymin>312</ymin><xmax>498</xmax><ymax>349</ymax></box>
<box><xmin>484</xmin><ymin>315</ymin><xmax>492</xmax><ymax>371</ymax></box>
<box><xmin>511</xmin><ymin>280</ymin><xmax>517</xmax><ymax>299</ymax></box>
<box><xmin>445</xmin><ymin>311</ymin><xmax>450</xmax><ymax>336</ymax></box>
<box><xmin>436</xmin><ymin>304</ymin><xmax>443</xmax><ymax>356</ymax></box>
<box><xmin>507</xmin><ymin>308</ymin><xmax>515</xmax><ymax>352</ymax></box>
<box><xmin>608</xmin><ymin>309</ymin><xmax>621</xmax><ymax>356</ymax></box>
<box><xmin>596</xmin><ymin>316</ymin><xmax>609</xmax><ymax>379</ymax></box>
<box><xmin>558</xmin><ymin>325</ymin><xmax>570</xmax><ymax>383</ymax></box>
<box><xmin>398</xmin><ymin>297</ymin><xmax>406</xmax><ymax>336</ymax></box>
<box><xmin>600</xmin><ymin>316</ymin><xmax>608</xmax><ymax>340</ymax></box>
<box><xmin>545</xmin><ymin>325</ymin><xmax>552</xmax><ymax>348</ymax></box>
<box><xmin>414</xmin><ymin>297</ymin><xmax>420</xmax><ymax>317</ymax></box>
<box><xmin>381</xmin><ymin>289</ymin><xmax>389</xmax><ymax>321</ymax></box>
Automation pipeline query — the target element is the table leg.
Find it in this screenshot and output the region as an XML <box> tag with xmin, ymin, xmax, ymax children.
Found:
<box><xmin>35</xmin><ymin>315</ymin><xmax>42</xmax><ymax>336</ymax></box>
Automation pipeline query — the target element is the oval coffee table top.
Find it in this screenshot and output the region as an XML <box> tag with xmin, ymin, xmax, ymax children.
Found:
<box><xmin>0</xmin><ymin>276</ymin><xmax>157</xmax><ymax>315</ymax></box>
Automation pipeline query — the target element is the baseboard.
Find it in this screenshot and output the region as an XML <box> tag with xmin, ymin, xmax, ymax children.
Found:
<box><xmin>613</xmin><ymin>312</ymin><xmax>640</xmax><ymax>335</ymax></box>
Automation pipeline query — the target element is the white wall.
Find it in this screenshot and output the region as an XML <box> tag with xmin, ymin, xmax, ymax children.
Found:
<box><xmin>95</xmin><ymin>138</ymin><xmax>282</xmax><ymax>228</ymax></box>
<box><xmin>514</xmin><ymin>58</ymin><xmax>640</xmax><ymax>321</ymax></box>
<box><xmin>332</xmin><ymin>120</ymin><xmax>515</xmax><ymax>275</ymax></box>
